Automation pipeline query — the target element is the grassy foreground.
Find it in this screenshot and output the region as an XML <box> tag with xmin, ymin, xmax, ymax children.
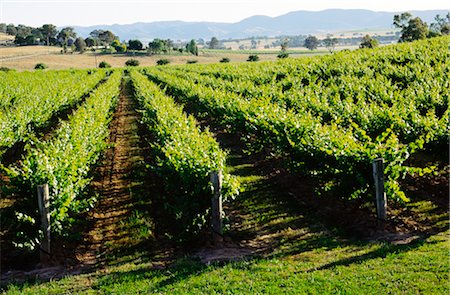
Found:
<box><xmin>4</xmin><ymin>231</ymin><xmax>448</xmax><ymax>294</ymax></box>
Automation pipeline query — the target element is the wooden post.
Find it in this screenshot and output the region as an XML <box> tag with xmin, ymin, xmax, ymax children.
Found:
<box><xmin>37</xmin><ymin>184</ymin><xmax>51</xmax><ymax>265</ymax></box>
<box><xmin>372</xmin><ymin>158</ymin><xmax>387</xmax><ymax>221</ymax></box>
<box><xmin>210</xmin><ymin>171</ymin><xmax>223</xmax><ymax>241</ymax></box>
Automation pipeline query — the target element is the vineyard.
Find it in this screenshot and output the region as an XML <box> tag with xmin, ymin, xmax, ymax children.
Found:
<box><xmin>1</xmin><ymin>37</ymin><xmax>449</xmax><ymax>293</ymax></box>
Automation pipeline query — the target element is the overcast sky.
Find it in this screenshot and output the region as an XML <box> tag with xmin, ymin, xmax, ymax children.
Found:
<box><xmin>1</xmin><ymin>0</ymin><xmax>449</xmax><ymax>27</ymax></box>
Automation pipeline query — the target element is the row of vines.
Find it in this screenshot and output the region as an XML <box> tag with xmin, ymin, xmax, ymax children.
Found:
<box><xmin>1</xmin><ymin>37</ymin><xmax>448</xmax><ymax>251</ymax></box>
<box><xmin>2</xmin><ymin>70</ymin><xmax>121</xmax><ymax>249</ymax></box>
<box><xmin>143</xmin><ymin>36</ymin><xmax>449</xmax><ymax>203</ymax></box>
<box><xmin>0</xmin><ymin>69</ymin><xmax>108</xmax><ymax>158</ymax></box>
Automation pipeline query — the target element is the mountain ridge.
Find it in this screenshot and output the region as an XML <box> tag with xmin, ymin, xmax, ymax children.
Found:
<box><xmin>70</xmin><ymin>9</ymin><xmax>449</xmax><ymax>42</ymax></box>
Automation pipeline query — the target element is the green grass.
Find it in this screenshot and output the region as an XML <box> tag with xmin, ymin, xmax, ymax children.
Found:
<box><xmin>4</xmin><ymin>231</ymin><xmax>448</xmax><ymax>294</ymax></box>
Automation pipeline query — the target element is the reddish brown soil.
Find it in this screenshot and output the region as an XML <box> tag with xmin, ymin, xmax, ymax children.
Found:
<box><xmin>74</xmin><ymin>77</ymin><xmax>149</xmax><ymax>267</ymax></box>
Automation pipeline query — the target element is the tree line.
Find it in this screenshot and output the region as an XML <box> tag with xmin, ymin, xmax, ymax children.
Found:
<box><xmin>0</xmin><ymin>23</ymin><xmax>207</xmax><ymax>56</ymax></box>
<box><xmin>1</xmin><ymin>12</ymin><xmax>448</xmax><ymax>54</ymax></box>
<box><xmin>302</xmin><ymin>12</ymin><xmax>449</xmax><ymax>52</ymax></box>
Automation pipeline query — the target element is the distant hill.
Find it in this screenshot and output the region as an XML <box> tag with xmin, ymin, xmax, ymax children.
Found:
<box><xmin>72</xmin><ymin>9</ymin><xmax>449</xmax><ymax>42</ymax></box>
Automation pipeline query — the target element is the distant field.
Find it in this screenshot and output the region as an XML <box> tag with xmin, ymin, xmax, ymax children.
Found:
<box><xmin>0</xmin><ymin>52</ymin><xmax>272</xmax><ymax>70</ymax></box>
<box><xmin>0</xmin><ymin>46</ymin><xmax>331</xmax><ymax>70</ymax></box>
<box><xmin>0</xmin><ymin>45</ymin><xmax>61</xmax><ymax>59</ymax></box>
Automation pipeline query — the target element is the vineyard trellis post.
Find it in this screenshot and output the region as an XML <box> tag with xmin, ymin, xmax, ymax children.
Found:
<box><xmin>210</xmin><ymin>171</ymin><xmax>223</xmax><ymax>241</ymax></box>
<box><xmin>37</xmin><ymin>184</ymin><xmax>51</xmax><ymax>264</ymax></box>
<box><xmin>372</xmin><ymin>158</ymin><xmax>387</xmax><ymax>221</ymax></box>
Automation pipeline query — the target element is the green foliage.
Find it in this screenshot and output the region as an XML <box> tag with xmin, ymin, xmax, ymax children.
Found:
<box><xmin>40</xmin><ymin>24</ymin><xmax>58</xmax><ymax>45</ymax></box>
<box><xmin>74</xmin><ymin>37</ymin><xmax>86</xmax><ymax>52</ymax></box>
<box><xmin>208</xmin><ymin>37</ymin><xmax>220</xmax><ymax>49</ymax></box>
<box><xmin>359</xmin><ymin>35</ymin><xmax>379</xmax><ymax>48</ymax></box>
<box><xmin>99</xmin><ymin>61</ymin><xmax>111</xmax><ymax>68</ymax></box>
<box><xmin>247</xmin><ymin>54</ymin><xmax>259</xmax><ymax>62</ymax></box>
<box><xmin>57</xmin><ymin>27</ymin><xmax>76</xmax><ymax>46</ymax></box>
<box><xmin>143</xmin><ymin>37</ymin><xmax>449</xmax><ymax>204</ymax></box>
<box><xmin>186</xmin><ymin>60</ymin><xmax>198</xmax><ymax>64</ymax></box>
<box><xmin>91</xmin><ymin>30</ymin><xmax>116</xmax><ymax>46</ymax></box>
<box><xmin>148</xmin><ymin>38</ymin><xmax>170</xmax><ymax>54</ymax></box>
<box><xmin>8</xmin><ymin>24</ymin><xmax>44</xmax><ymax>45</ymax></box>
<box><xmin>156</xmin><ymin>59</ymin><xmax>170</xmax><ymax>66</ymax></box>
<box><xmin>0</xmin><ymin>69</ymin><xmax>106</xmax><ymax>157</ymax></box>
<box><xmin>34</xmin><ymin>63</ymin><xmax>47</xmax><ymax>70</ymax></box>
<box><xmin>111</xmin><ymin>39</ymin><xmax>127</xmax><ymax>53</ymax></box>
<box><xmin>323</xmin><ymin>36</ymin><xmax>339</xmax><ymax>53</ymax></box>
<box><xmin>7</xmin><ymin>71</ymin><xmax>122</xmax><ymax>248</ymax></box>
<box><xmin>185</xmin><ymin>39</ymin><xmax>198</xmax><ymax>56</ymax></box>
<box><xmin>125</xmin><ymin>59</ymin><xmax>140</xmax><ymax>66</ymax></box>
<box><xmin>130</xmin><ymin>70</ymin><xmax>239</xmax><ymax>240</ymax></box>
<box><xmin>277</xmin><ymin>52</ymin><xmax>289</xmax><ymax>59</ymax></box>
<box><xmin>304</xmin><ymin>35</ymin><xmax>319</xmax><ymax>50</ymax></box>
<box><xmin>394</xmin><ymin>13</ymin><xmax>429</xmax><ymax>42</ymax></box>
<box><xmin>0</xmin><ymin>66</ymin><xmax>13</xmax><ymax>72</ymax></box>
<box><xmin>220</xmin><ymin>57</ymin><xmax>230</xmax><ymax>63</ymax></box>
<box><xmin>84</xmin><ymin>37</ymin><xmax>96</xmax><ymax>47</ymax></box>
<box><xmin>128</xmin><ymin>39</ymin><xmax>143</xmax><ymax>51</ymax></box>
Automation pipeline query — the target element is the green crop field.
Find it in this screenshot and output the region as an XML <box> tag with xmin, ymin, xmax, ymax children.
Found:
<box><xmin>1</xmin><ymin>37</ymin><xmax>449</xmax><ymax>294</ymax></box>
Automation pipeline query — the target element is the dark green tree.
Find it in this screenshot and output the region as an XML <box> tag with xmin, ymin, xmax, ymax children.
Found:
<box><xmin>359</xmin><ymin>35</ymin><xmax>379</xmax><ymax>49</ymax></box>
<box><xmin>34</xmin><ymin>63</ymin><xmax>47</xmax><ymax>70</ymax></box>
<box><xmin>125</xmin><ymin>59</ymin><xmax>140</xmax><ymax>66</ymax></box>
<box><xmin>31</xmin><ymin>28</ymin><xmax>43</xmax><ymax>40</ymax></box>
<box><xmin>186</xmin><ymin>39</ymin><xmax>198</xmax><ymax>56</ymax></box>
<box><xmin>15</xmin><ymin>25</ymin><xmax>32</xmax><ymax>38</ymax></box>
<box><xmin>98</xmin><ymin>61</ymin><xmax>111</xmax><ymax>68</ymax></box>
<box><xmin>156</xmin><ymin>59</ymin><xmax>170</xmax><ymax>65</ymax></box>
<box><xmin>323</xmin><ymin>36</ymin><xmax>338</xmax><ymax>53</ymax></box>
<box><xmin>128</xmin><ymin>39</ymin><xmax>143</xmax><ymax>50</ymax></box>
<box><xmin>74</xmin><ymin>37</ymin><xmax>86</xmax><ymax>52</ymax></box>
<box><xmin>40</xmin><ymin>24</ymin><xmax>58</xmax><ymax>46</ymax></box>
<box><xmin>393</xmin><ymin>13</ymin><xmax>429</xmax><ymax>42</ymax></box>
<box><xmin>15</xmin><ymin>35</ymin><xmax>37</xmax><ymax>45</ymax></box>
<box><xmin>85</xmin><ymin>37</ymin><xmax>96</xmax><ymax>47</ymax></box>
<box><xmin>99</xmin><ymin>30</ymin><xmax>116</xmax><ymax>45</ymax></box>
<box><xmin>6</xmin><ymin>24</ymin><xmax>17</xmax><ymax>36</ymax></box>
<box><xmin>0</xmin><ymin>23</ymin><xmax>6</xmax><ymax>34</ymax></box>
<box><xmin>277</xmin><ymin>52</ymin><xmax>289</xmax><ymax>59</ymax></box>
<box><xmin>148</xmin><ymin>38</ymin><xmax>166</xmax><ymax>54</ymax></box>
<box><xmin>89</xmin><ymin>30</ymin><xmax>116</xmax><ymax>46</ymax></box>
<box><xmin>111</xmin><ymin>39</ymin><xmax>126</xmax><ymax>53</ymax></box>
<box><xmin>247</xmin><ymin>54</ymin><xmax>259</xmax><ymax>62</ymax></box>
<box><xmin>304</xmin><ymin>35</ymin><xmax>319</xmax><ymax>50</ymax></box>
<box><xmin>58</xmin><ymin>27</ymin><xmax>77</xmax><ymax>47</ymax></box>
<box><xmin>209</xmin><ymin>37</ymin><xmax>220</xmax><ymax>49</ymax></box>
